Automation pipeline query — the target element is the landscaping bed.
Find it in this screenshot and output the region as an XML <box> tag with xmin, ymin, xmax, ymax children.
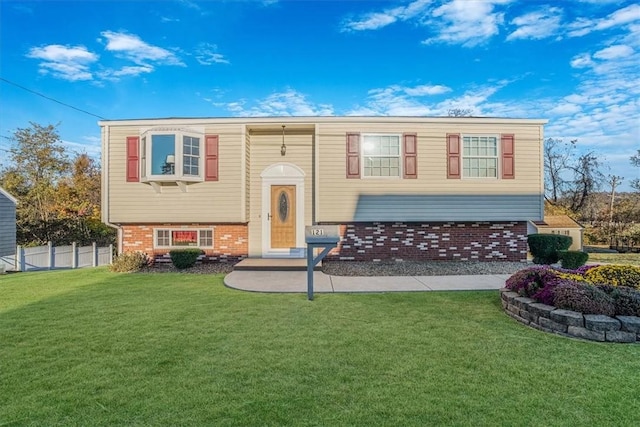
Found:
<box><xmin>502</xmin><ymin>264</ymin><xmax>640</xmax><ymax>343</ymax></box>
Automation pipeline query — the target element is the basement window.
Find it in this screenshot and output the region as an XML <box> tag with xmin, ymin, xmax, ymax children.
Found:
<box><xmin>154</xmin><ymin>229</ymin><xmax>214</xmax><ymax>249</ymax></box>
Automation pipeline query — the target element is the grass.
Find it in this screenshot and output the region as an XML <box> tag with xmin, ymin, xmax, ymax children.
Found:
<box><xmin>587</xmin><ymin>252</ymin><xmax>640</xmax><ymax>266</ymax></box>
<box><xmin>1</xmin><ymin>268</ymin><xmax>639</xmax><ymax>426</ymax></box>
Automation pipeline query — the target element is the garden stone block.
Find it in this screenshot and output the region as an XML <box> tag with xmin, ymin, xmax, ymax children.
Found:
<box><xmin>605</xmin><ymin>330</ymin><xmax>636</xmax><ymax>343</ymax></box>
<box><xmin>539</xmin><ymin>317</ymin><xmax>568</xmax><ymax>333</ymax></box>
<box><xmin>501</xmin><ymin>291</ymin><xmax>519</xmax><ymax>303</ymax></box>
<box><xmin>507</xmin><ymin>311</ymin><xmax>530</xmax><ymax>326</ymax></box>
<box><xmin>514</xmin><ymin>297</ymin><xmax>535</xmax><ymax>310</ymax></box>
<box><xmin>584</xmin><ymin>315</ymin><xmax>620</xmax><ymax>332</ymax></box>
<box><xmin>567</xmin><ymin>326</ymin><xmax>605</xmax><ymax>342</ymax></box>
<box><xmin>507</xmin><ymin>304</ymin><xmax>520</xmax><ymax>315</ymax></box>
<box><xmin>616</xmin><ymin>316</ymin><xmax>640</xmax><ymax>334</ymax></box>
<box><xmin>519</xmin><ymin>309</ymin><xmax>538</xmax><ymax>323</ymax></box>
<box><xmin>550</xmin><ymin>309</ymin><xmax>584</xmax><ymax>327</ymax></box>
<box><xmin>528</xmin><ymin>303</ymin><xmax>556</xmax><ymax>318</ymax></box>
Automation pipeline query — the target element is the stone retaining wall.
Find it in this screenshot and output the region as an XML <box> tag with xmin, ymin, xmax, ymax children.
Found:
<box><xmin>500</xmin><ymin>289</ymin><xmax>640</xmax><ymax>343</ymax></box>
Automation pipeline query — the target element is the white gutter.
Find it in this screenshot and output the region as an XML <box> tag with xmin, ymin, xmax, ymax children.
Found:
<box><xmin>100</xmin><ymin>124</ymin><xmax>123</xmax><ymax>254</ymax></box>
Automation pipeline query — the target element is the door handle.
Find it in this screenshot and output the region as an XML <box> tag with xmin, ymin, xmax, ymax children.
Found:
<box><xmin>267</xmin><ymin>213</ymin><xmax>271</xmax><ymax>220</ymax></box>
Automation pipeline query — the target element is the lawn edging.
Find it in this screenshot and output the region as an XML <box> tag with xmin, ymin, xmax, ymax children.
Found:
<box><xmin>500</xmin><ymin>288</ymin><xmax>640</xmax><ymax>343</ymax></box>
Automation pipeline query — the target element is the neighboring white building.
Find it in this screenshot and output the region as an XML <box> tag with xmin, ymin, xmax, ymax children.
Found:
<box><xmin>529</xmin><ymin>215</ymin><xmax>584</xmax><ymax>251</ymax></box>
<box><xmin>0</xmin><ymin>187</ymin><xmax>17</xmax><ymax>271</ymax></box>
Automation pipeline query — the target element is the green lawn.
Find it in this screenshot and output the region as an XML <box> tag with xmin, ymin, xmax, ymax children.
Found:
<box><xmin>587</xmin><ymin>252</ymin><xmax>640</xmax><ymax>266</ymax></box>
<box><xmin>1</xmin><ymin>269</ymin><xmax>639</xmax><ymax>426</ymax></box>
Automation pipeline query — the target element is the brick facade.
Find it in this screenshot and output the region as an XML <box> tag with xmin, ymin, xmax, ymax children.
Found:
<box><xmin>121</xmin><ymin>221</ymin><xmax>527</xmax><ymax>264</ymax></box>
<box><xmin>121</xmin><ymin>224</ymin><xmax>248</xmax><ymax>263</ymax></box>
<box><xmin>325</xmin><ymin>221</ymin><xmax>528</xmax><ymax>262</ymax></box>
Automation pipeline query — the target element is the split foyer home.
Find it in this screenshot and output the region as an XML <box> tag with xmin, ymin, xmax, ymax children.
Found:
<box><xmin>100</xmin><ymin>116</ymin><xmax>547</xmax><ymax>263</ymax></box>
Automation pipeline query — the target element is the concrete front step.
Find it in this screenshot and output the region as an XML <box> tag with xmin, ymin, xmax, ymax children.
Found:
<box><xmin>233</xmin><ymin>258</ymin><xmax>322</xmax><ymax>271</ymax></box>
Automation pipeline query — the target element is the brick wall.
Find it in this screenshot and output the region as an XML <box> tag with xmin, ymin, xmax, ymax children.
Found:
<box><xmin>325</xmin><ymin>221</ymin><xmax>528</xmax><ymax>262</ymax></box>
<box><xmin>121</xmin><ymin>224</ymin><xmax>248</xmax><ymax>263</ymax></box>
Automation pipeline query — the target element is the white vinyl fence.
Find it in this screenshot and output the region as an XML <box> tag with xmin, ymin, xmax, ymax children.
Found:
<box><xmin>1</xmin><ymin>242</ymin><xmax>113</xmax><ymax>272</ymax></box>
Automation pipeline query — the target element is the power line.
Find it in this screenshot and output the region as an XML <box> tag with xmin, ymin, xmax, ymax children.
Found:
<box><xmin>0</xmin><ymin>77</ymin><xmax>108</xmax><ymax>120</ymax></box>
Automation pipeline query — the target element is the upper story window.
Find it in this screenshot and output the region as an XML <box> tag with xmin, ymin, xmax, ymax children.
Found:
<box><xmin>362</xmin><ymin>134</ymin><xmax>401</xmax><ymax>177</ymax></box>
<box><xmin>140</xmin><ymin>128</ymin><xmax>203</xmax><ymax>182</ymax></box>
<box><xmin>462</xmin><ymin>135</ymin><xmax>498</xmax><ymax>178</ymax></box>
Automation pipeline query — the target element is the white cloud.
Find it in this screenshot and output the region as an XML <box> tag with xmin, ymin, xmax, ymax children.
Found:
<box><xmin>593</xmin><ymin>44</ymin><xmax>634</xmax><ymax>60</ymax></box>
<box><xmin>507</xmin><ymin>7</ymin><xmax>563</xmax><ymax>41</ymax></box>
<box><xmin>423</xmin><ymin>0</ymin><xmax>512</xmax><ymax>47</ymax></box>
<box><xmin>344</xmin><ymin>81</ymin><xmax>512</xmax><ymax>117</ymax></box>
<box><xmin>404</xmin><ymin>84</ymin><xmax>451</xmax><ymax>96</ymax></box>
<box><xmin>223</xmin><ymin>89</ymin><xmax>334</xmax><ymax>117</ymax></box>
<box><xmin>195</xmin><ymin>43</ymin><xmax>230</xmax><ymax>65</ymax></box>
<box><xmin>568</xmin><ymin>4</ymin><xmax>640</xmax><ymax>37</ymax></box>
<box><xmin>570</xmin><ymin>53</ymin><xmax>594</xmax><ymax>69</ymax></box>
<box><xmin>26</xmin><ymin>44</ymin><xmax>98</xmax><ymax>81</ymax></box>
<box><xmin>341</xmin><ymin>0</ymin><xmax>432</xmax><ymax>32</ymax></box>
<box><xmin>95</xmin><ymin>64</ymin><xmax>155</xmax><ymax>82</ymax></box>
<box><xmin>100</xmin><ymin>31</ymin><xmax>184</xmax><ymax>66</ymax></box>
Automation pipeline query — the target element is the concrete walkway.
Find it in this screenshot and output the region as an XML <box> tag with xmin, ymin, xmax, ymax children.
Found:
<box><xmin>224</xmin><ymin>270</ymin><xmax>510</xmax><ymax>293</ymax></box>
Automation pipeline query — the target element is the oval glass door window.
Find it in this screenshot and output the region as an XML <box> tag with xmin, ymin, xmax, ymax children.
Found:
<box><xmin>278</xmin><ymin>191</ymin><xmax>289</xmax><ymax>222</ymax></box>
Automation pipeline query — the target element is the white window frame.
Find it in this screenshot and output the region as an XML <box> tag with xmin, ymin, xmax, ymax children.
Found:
<box><xmin>154</xmin><ymin>228</ymin><xmax>214</xmax><ymax>249</ymax></box>
<box><xmin>461</xmin><ymin>134</ymin><xmax>499</xmax><ymax>179</ymax></box>
<box><xmin>361</xmin><ymin>133</ymin><xmax>402</xmax><ymax>178</ymax></box>
<box><xmin>140</xmin><ymin>127</ymin><xmax>204</xmax><ymax>183</ymax></box>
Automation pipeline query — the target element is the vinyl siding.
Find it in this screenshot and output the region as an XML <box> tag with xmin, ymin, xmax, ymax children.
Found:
<box><xmin>316</xmin><ymin>121</ymin><xmax>544</xmax><ymax>222</ymax></box>
<box><xmin>0</xmin><ymin>191</ymin><xmax>17</xmax><ymax>257</ymax></box>
<box><xmin>247</xmin><ymin>131</ymin><xmax>314</xmax><ymax>256</ymax></box>
<box><xmin>105</xmin><ymin>124</ymin><xmax>245</xmax><ymax>223</ymax></box>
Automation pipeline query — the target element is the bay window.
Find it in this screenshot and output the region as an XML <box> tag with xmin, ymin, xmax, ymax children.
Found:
<box><xmin>141</xmin><ymin>128</ymin><xmax>203</xmax><ymax>182</ymax></box>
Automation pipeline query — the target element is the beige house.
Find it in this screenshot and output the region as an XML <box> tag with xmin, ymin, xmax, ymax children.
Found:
<box><xmin>100</xmin><ymin>116</ymin><xmax>547</xmax><ymax>263</ymax></box>
<box><xmin>529</xmin><ymin>215</ymin><xmax>584</xmax><ymax>251</ymax></box>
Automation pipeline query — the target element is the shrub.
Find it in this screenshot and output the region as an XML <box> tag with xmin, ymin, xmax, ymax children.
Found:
<box><xmin>553</xmin><ymin>282</ymin><xmax>615</xmax><ymax>316</ymax></box>
<box><xmin>599</xmin><ymin>285</ymin><xmax>640</xmax><ymax>316</ymax></box>
<box><xmin>505</xmin><ymin>266</ymin><xmax>558</xmax><ymax>297</ymax></box>
<box><xmin>583</xmin><ymin>265</ymin><xmax>640</xmax><ymax>290</ymax></box>
<box><xmin>558</xmin><ymin>250</ymin><xmax>589</xmax><ymax>269</ymax></box>
<box><xmin>528</xmin><ymin>233</ymin><xmax>572</xmax><ymax>265</ymax></box>
<box><xmin>169</xmin><ymin>249</ymin><xmax>202</xmax><ymax>270</ymax></box>
<box><xmin>110</xmin><ymin>251</ymin><xmax>151</xmax><ymax>273</ymax></box>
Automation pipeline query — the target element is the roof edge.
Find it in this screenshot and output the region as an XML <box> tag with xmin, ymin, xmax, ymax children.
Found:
<box><xmin>99</xmin><ymin>115</ymin><xmax>548</xmax><ymax>127</ymax></box>
<box><xmin>0</xmin><ymin>187</ymin><xmax>18</xmax><ymax>204</ymax></box>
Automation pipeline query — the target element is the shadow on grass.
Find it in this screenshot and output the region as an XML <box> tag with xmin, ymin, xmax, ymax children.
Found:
<box><xmin>1</xmin><ymin>269</ymin><xmax>639</xmax><ymax>426</ymax></box>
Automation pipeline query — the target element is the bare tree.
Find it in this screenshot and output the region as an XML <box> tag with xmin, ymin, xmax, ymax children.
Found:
<box><xmin>544</xmin><ymin>138</ymin><xmax>575</xmax><ymax>203</ymax></box>
<box><xmin>631</xmin><ymin>149</ymin><xmax>640</xmax><ymax>192</ymax></box>
<box><xmin>568</xmin><ymin>151</ymin><xmax>604</xmax><ymax>215</ymax></box>
<box><xmin>447</xmin><ymin>108</ymin><xmax>474</xmax><ymax>117</ymax></box>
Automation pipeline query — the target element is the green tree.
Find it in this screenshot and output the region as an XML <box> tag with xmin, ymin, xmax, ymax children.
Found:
<box><xmin>0</xmin><ymin>123</ymin><xmax>70</xmax><ymax>244</ymax></box>
<box><xmin>55</xmin><ymin>153</ymin><xmax>115</xmax><ymax>246</ymax></box>
<box><xmin>0</xmin><ymin>123</ymin><xmax>115</xmax><ymax>246</ymax></box>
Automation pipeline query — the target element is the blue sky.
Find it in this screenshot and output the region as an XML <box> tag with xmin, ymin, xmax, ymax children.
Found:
<box><xmin>1</xmin><ymin>0</ymin><xmax>638</xmax><ymax>190</ymax></box>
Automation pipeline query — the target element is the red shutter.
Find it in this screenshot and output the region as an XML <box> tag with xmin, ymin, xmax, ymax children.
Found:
<box><xmin>403</xmin><ymin>133</ymin><xmax>417</xmax><ymax>179</ymax></box>
<box><xmin>501</xmin><ymin>134</ymin><xmax>515</xmax><ymax>179</ymax></box>
<box><xmin>205</xmin><ymin>134</ymin><xmax>219</xmax><ymax>181</ymax></box>
<box><xmin>346</xmin><ymin>133</ymin><xmax>360</xmax><ymax>179</ymax></box>
<box><xmin>126</xmin><ymin>136</ymin><xmax>139</xmax><ymax>182</ymax></box>
<box><xmin>447</xmin><ymin>133</ymin><xmax>461</xmax><ymax>179</ymax></box>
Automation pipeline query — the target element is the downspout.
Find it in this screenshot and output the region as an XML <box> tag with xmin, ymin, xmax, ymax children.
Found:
<box><xmin>101</xmin><ymin>123</ymin><xmax>123</xmax><ymax>254</ymax></box>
